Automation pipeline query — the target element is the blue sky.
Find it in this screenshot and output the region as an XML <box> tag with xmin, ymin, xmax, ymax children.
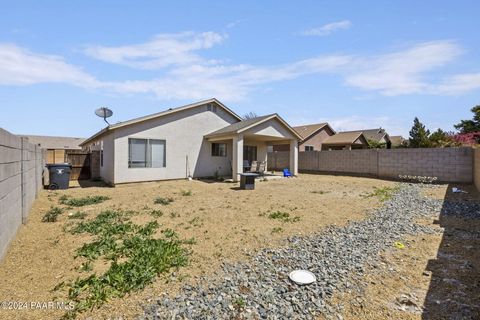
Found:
<box><xmin>0</xmin><ymin>0</ymin><xmax>479</xmax><ymax>138</ymax></box>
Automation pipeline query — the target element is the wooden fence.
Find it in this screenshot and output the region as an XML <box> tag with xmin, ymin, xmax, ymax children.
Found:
<box><xmin>0</xmin><ymin>128</ymin><xmax>45</xmax><ymax>259</ymax></box>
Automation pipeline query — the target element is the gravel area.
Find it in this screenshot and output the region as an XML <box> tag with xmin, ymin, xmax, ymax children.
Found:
<box><xmin>140</xmin><ymin>183</ymin><xmax>472</xmax><ymax>320</ymax></box>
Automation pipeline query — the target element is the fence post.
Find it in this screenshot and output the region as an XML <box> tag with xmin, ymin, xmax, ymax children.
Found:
<box><xmin>20</xmin><ymin>137</ymin><xmax>27</xmax><ymax>224</ymax></box>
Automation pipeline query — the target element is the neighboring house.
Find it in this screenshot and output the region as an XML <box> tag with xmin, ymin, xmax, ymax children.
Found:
<box><xmin>321</xmin><ymin>131</ymin><xmax>369</xmax><ymax>150</ymax></box>
<box><xmin>390</xmin><ymin>135</ymin><xmax>406</xmax><ymax>147</ymax></box>
<box><xmin>80</xmin><ymin>98</ymin><xmax>301</xmax><ymax>185</ymax></box>
<box><xmin>339</xmin><ymin>128</ymin><xmax>392</xmax><ymax>149</ymax></box>
<box><xmin>19</xmin><ymin>135</ymin><xmax>85</xmax><ymax>163</ymax></box>
<box><xmin>272</xmin><ymin>123</ymin><xmax>335</xmax><ymax>152</ymax></box>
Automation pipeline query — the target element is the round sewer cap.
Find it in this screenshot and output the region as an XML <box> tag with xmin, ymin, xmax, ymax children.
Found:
<box><xmin>289</xmin><ymin>270</ymin><xmax>316</xmax><ymax>285</ymax></box>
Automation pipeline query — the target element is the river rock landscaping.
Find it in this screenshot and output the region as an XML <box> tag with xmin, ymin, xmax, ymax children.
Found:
<box><xmin>141</xmin><ymin>183</ymin><xmax>479</xmax><ymax>319</ymax></box>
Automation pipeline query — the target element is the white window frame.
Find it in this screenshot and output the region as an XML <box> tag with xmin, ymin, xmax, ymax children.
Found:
<box><xmin>211</xmin><ymin>143</ymin><xmax>227</xmax><ymax>157</ymax></box>
<box><xmin>128</xmin><ymin>138</ymin><xmax>166</xmax><ymax>168</ymax></box>
<box><xmin>305</xmin><ymin>145</ymin><xmax>315</xmax><ymax>151</ymax></box>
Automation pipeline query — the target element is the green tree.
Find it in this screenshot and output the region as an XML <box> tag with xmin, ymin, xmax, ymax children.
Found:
<box><xmin>454</xmin><ymin>105</ymin><xmax>480</xmax><ymax>133</ymax></box>
<box><xmin>409</xmin><ymin>117</ymin><xmax>431</xmax><ymax>148</ymax></box>
<box><xmin>428</xmin><ymin>128</ymin><xmax>454</xmax><ymax>147</ymax></box>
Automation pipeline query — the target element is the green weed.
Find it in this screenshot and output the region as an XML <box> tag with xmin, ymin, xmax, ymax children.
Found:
<box><xmin>153</xmin><ymin>197</ymin><xmax>174</xmax><ymax>205</ymax></box>
<box><xmin>149</xmin><ymin>210</ymin><xmax>163</xmax><ymax>218</ymax></box>
<box><xmin>267</xmin><ymin>211</ymin><xmax>300</xmax><ymax>223</ymax></box>
<box><xmin>60</xmin><ymin>195</ymin><xmax>110</xmax><ymax>207</ymax></box>
<box><xmin>363</xmin><ymin>186</ymin><xmax>400</xmax><ymax>202</ymax></box>
<box><xmin>60</xmin><ymin>210</ymin><xmax>190</xmax><ymax>318</ymax></box>
<box><xmin>42</xmin><ymin>207</ymin><xmax>64</xmax><ymax>222</ymax></box>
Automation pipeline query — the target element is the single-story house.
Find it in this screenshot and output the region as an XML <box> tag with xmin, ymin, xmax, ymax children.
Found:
<box><xmin>19</xmin><ymin>135</ymin><xmax>85</xmax><ymax>164</ymax></box>
<box><xmin>390</xmin><ymin>135</ymin><xmax>406</xmax><ymax>147</ymax></box>
<box><xmin>80</xmin><ymin>98</ymin><xmax>301</xmax><ymax>185</ymax></box>
<box><xmin>321</xmin><ymin>131</ymin><xmax>369</xmax><ymax>150</ymax></box>
<box><xmin>272</xmin><ymin>122</ymin><xmax>335</xmax><ymax>152</ymax></box>
<box><xmin>339</xmin><ymin>128</ymin><xmax>392</xmax><ymax>149</ymax></box>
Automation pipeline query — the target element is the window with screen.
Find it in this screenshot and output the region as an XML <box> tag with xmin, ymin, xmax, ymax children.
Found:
<box><xmin>128</xmin><ymin>138</ymin><xmax>166</xmax><ymax>168</ymax></box>
<box><xmin>211</xmin><ymin>143</ymin><xmax>227</xmax><ymax>157</ymax></box>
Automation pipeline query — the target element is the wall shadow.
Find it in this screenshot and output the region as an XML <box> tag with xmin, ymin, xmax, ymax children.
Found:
<box><xmin>422</xmin><ymin>183</ymin><xmax>480</xmax><ymax>319</ymax></box>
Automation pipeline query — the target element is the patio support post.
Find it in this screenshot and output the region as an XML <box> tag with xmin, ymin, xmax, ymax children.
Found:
<box><xmin>232</xmin><ymin>134</ymin><xmax>244</xmax><ymax>182</ymax></box>
<box><xmin>289</xmin><ymin>139</ymin><xmax>298</xmax><ymax>176</ymax></box>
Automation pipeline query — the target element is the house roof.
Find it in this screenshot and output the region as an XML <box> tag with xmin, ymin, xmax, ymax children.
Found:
<box><xmin>205</xmin><ymin>114</ymin><xmax>303</xmax><ymax>140</ymax></box>
<box><xmin>293</xmin><ymin>123</ymin><xmax>334</xmax><ymax>141</ymax></box>
<box><xmin>19</xmin><ymin>135</ymin><xmax>85</xmax><ymax>150</ymax></box>
<box><xmin>80</xmin><ymin>98</ymin><xmax>243</xmax><ymax>146</ymax></box>
<box><xmin>390</xmin><ymin>135</ymin><xmax>405</xmax><ymax>146</ymax></box>
<box><xmin>322</xmin><ymin>131</ymin><xmax>367</xmax><ymax>145</ymax></box>
<box><xmin>338</xmin><ymin>128</ymin><xmax>390</xmax><ymax>143</ymax></box>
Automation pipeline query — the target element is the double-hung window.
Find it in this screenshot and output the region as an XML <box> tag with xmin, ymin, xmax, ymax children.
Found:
<box><xmin>211</xmin><ymin>143</ymin><xmax>227</xmax><ymax>157</ymax></box>
<box><xmin>128</xmin><ymin>138</ymin><xmax>166</xmax><ymax>168</ymax></box>
<box><xmin>305</xmin><ymin>146</ymin><xmax>314</xmax><ymax>151</ymax></box>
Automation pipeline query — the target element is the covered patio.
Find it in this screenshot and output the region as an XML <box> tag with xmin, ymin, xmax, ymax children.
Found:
<box><xmin>205</xmin><ymin>114</ymin><xmax>301</xmax><ymax>181</ymax></box>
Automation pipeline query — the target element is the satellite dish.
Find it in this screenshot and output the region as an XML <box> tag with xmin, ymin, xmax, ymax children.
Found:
<box><xmin>95</xmin><ymin>107</ymin><xmax>113</xmax><ymax>125</ymax></box>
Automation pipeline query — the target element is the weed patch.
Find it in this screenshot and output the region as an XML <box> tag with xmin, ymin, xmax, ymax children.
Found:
<box><xmin>59</xmin><ymin>210</ymin><xmax>190</xmax><ymax>319</ymax></box>
<box><xmin>60</xmin><ymin>195</ymin><xmax>110</xmax><ymax>207</ymax></box>
<box><xmin>150</xmin><ymin>210</ymin><xmax>163</xmax><ymax>218</ymax></box>
<box><xmin>154</xmin><ymin>197</ymin><xmax>174</xmax><ymax>205</ymax></box>
<box><xmin>42</xmin><ymin>207</ymin><xmax>64</xmax><ymax>222</ymax></box>
<box><xmin>363</xmin><ymin>186</ymin><xmax>400</xmax><ymax>202</ymax></box>
<box><xmin>267</xmin><ymin>211</ymin><xmax>300</xmax><ymax>223</ymax></box>
<box><xmin>181</xmin><ymin>190</ymin><xmax>192</xmax><ymax>196</ymax></box>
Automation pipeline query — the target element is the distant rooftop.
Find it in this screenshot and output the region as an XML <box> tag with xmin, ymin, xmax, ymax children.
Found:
<box><xmin>19</xmin><ymin>135</ymin><xmax>85</xmax><ymax>150</ymax></box>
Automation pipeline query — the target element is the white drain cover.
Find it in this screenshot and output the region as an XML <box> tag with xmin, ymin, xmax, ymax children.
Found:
<box><xmin>289</xmin><ymin>270</ymin><xmax>316</xmax><ymax>285</ymax></box>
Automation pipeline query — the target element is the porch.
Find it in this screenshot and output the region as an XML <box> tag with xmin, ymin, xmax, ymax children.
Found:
<box><xmin>204</xmin><ymin>114</ymin><xmax>301</xmax><ymax>181</ymax></box>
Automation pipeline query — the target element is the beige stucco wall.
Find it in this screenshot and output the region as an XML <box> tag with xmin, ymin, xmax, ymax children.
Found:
<box><xmin>112</xmin><ymin>105</ymin><xmax>238</xmax><ymax>184</ymax></box>
<box><xmin>99</xmin><ymin>132</ymin><xmax>115</xmax><ymax>184</ymax></box>
<box><xmin>300</xmin><ymin>127</ymin><xmax>334</xmax><ymax>151</ymax></box>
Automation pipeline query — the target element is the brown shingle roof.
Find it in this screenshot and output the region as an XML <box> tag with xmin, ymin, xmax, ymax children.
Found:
<box><xmin>322</xmin><ymin>132</ymin><xmax>366</xmax><ymax>145</ymax></box>
<box><xmin>293</xmin><ymin>123</ymin><xmax>330</xmax><ymax>141</ymax></box>
<box><xmin>339</xmin><ymin>128</ymin><xmax>390</xmax><ymax>143</ymax></box>
<box><xmin>205</xmin><ymin>114</ymin><xmax>274</xmax><ymax>137</ymax></box>
<box><xmin>81</xmin><ymin>98</ymin><xmax>243</xmax><ymax>146</ymax></box>
<box><xmin>390</xmin><ymin>135</ymin><xmax>405</xmax><ymax>146</ymax></box>
<box><xmin>205</xmin><ymin>114</ymin><xmax>303</xmax><ymax>140</ymax></box>
<box><xmin>19</xmin><ymin>135</ymin><xmax>85</xmax><ymax>150</ymax></box>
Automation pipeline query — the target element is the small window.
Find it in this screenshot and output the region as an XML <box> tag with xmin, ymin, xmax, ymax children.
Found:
<box><xmin>212</xmin><ymin>143</ymin><xmax>227</xmax><ymax>157</ymax></box>
<box><xmin>305</xmin><ymin>146</ymin><xmax>314</xmax><ymax>151</ymax></box>
<box><xmin>100</xmin><ymin>150</ymin><xmax>103</xmax><ymax>167</ymax></box>
<box><xmin>128</xmin><ymin>138</ymin><xmax>166</xmax><ymax>168</ymax></box>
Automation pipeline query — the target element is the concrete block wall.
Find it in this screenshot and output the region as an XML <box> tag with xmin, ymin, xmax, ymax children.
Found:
<box><xmin>0</xmin><ymin>128</ymin><xmax>45</xmax><ymax>260</ymax></box>
<box><xmin>269</xmin><ymin>147</ymin><xmax>473</xmax><ymax>183</ymax></box>
<box><xmin>474</xmin><ymin>148</ymin><xmax>480</xmax><ymax>190</ymax></box>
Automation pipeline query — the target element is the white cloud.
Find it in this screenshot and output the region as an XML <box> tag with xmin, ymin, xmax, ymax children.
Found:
<box><xmin>344</xmin><ymin>40</ymin><xmax>463</xmax><ymax>95</ymax></box>
<box><xmin>106</xmin><ymin>55</ymin><xmax>352</xmax><ymax>101</ymax></box>
<box><xmin>432</xmin><ymin>72</ymin><xmax>480</xmax><ymax>95</ymax></box>
<box><xmin>0</xmin><ymin>44</ymin><xmax>99</xmax><ymax>87</ymax></box>
<box><xmin>302</xmin><ymin>20</ymin><xmax>352</xmax><ymax>36</ymax></box>
<box><xmin>1</xmin><ymin>35</ymin><xmax>480</xmax><ymax>102</ymax></box>
<box><xmin>84</xmin><ymin>31</ymin><xmax>226</xmax><ymax>70</ymax></box>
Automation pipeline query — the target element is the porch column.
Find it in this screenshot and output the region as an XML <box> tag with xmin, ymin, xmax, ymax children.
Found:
<box><xmin>232</xmin><ymin>134</ymin><xmax>244</xmax><ymax>182</ymax></box>
<box><xmin>289</xmin><ymin>139</ymin><xmax>298</xmax><ymax>176</ymax></box>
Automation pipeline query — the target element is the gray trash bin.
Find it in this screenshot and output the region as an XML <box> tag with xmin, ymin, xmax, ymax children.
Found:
<box><xmin>46</xmin><ymin>163</ymin><xmax>72</xmax><ymax>190</ymax></box>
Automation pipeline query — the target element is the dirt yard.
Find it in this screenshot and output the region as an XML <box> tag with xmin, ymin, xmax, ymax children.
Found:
<box><xmin>329</xmin><ymin>184</ymin><xmax>480</xmax><ymax>320</ymax></box>
<box><xmin>0</xmin><ymin>174</ymin><xmax>393</xmax><ymax>320</ymax></box>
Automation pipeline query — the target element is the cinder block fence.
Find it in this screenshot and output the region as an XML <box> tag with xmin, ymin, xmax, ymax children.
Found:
<box><xmin>0</xmin><ymin>128</ymin><xmax>45</xmax><ymax>259</ymax></box>
<box><xmin>269</xmin><ymin>147</ymin><xmax>473</xmax><ymax>183</ymax></box>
